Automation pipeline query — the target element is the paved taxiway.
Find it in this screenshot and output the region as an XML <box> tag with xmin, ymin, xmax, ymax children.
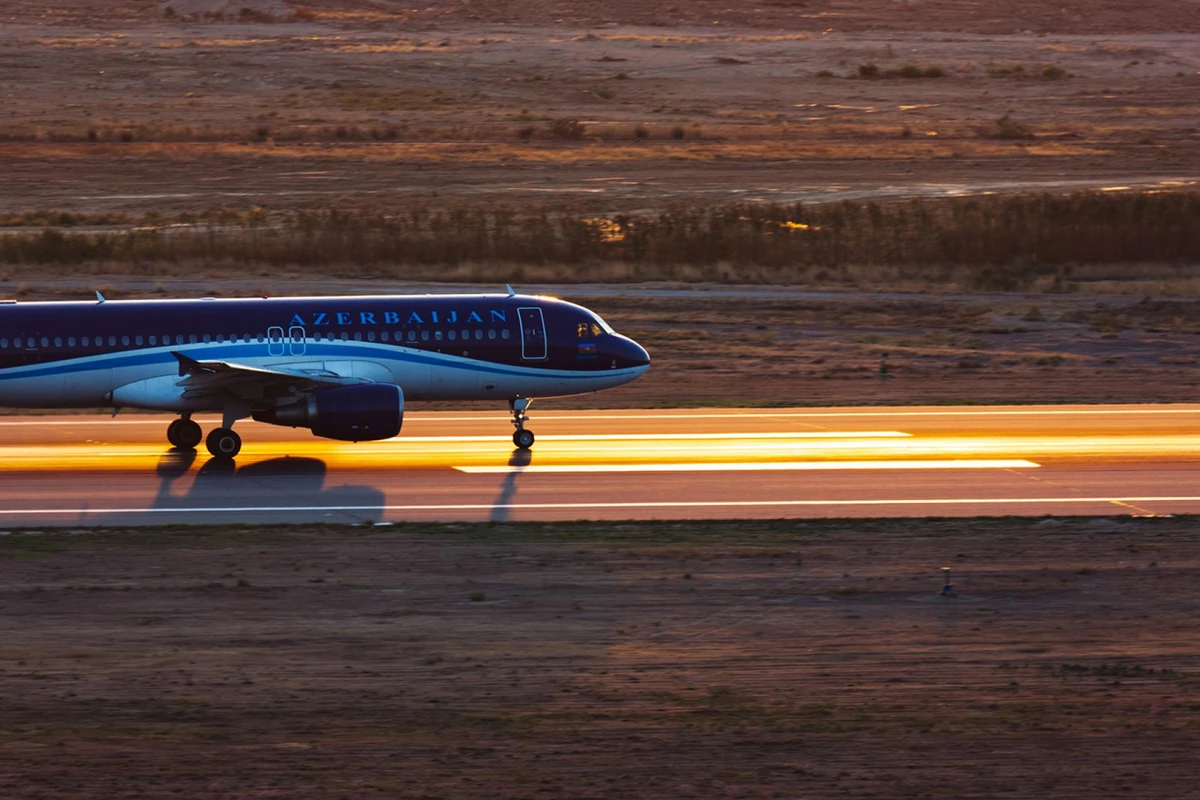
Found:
<box><xmin>1</xmin><ymin>405</ymin><xmax>1198</xmax><ymax>525</ymax></box>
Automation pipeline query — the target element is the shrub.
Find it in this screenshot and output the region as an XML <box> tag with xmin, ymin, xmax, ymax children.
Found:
<box><xmin>857</xmin><ymin>63</ymin><xmax>881</xmax><ymax>79</ymax></box>
<box><xmin>633</xmin><ymin>124</ymin><xmax>649</xmax><ymax>139</ymax></box>
<box><xmin>980</xmin><ymin>113</ymin><xmax>1034</xmax><ymax>140</ymax></box>
<box><xmin>1041</xmin><ymin>64</ymin><xmax>1066</xmax><ymax>80</ymax></box>
<box><xmin>548</xmin><ymin>118</ymin><xmax>586</xmax><ymax>140</ymax></box>
<box><xmin>670</xmin><ymin>125</ymin><xmax>686</xmax><ymax>140</ymax></box>
<box><xmin>814</xmin><ymin>69</ymin><xmax>835</xmax><ymax>78</ymax></box>
<box><xmin>516</xmin><ymin>125</ymin><xmax>535</xmax><ymax>141</ymax></box>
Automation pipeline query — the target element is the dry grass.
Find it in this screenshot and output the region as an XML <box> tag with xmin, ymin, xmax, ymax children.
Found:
<box><xmin>3</xmin><ymin>192</ymin><xmax>1197</xmax><ymax>295</ymax></box>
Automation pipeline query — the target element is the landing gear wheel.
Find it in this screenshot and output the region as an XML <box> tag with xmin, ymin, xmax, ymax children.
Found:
<box><xmin>166</xmin><ymin>419</ymin><xmax>182</xmax><ymax>448</ymax></box>
<box><xmin>509</xmin><ymin>397</ymin><xmax>535</xmax><ymax>450</ymax></box>
<box><xmin>175</xmin><ymin>419</ymin><xmax>202</xmax><ymax>450</ymax></box>
<box><xmin>205</xmin><ymin>427</ymin><xmax>242</xmax><ymax>459</ymax></box>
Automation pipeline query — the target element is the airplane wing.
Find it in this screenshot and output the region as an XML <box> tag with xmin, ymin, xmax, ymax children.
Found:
<box><xmin>171</xmin><ymin>351</ymin><xmax>370</xmax><ymax>401</ymax></box>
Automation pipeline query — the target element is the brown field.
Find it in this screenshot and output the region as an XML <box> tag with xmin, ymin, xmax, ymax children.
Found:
<box><xmin>0</xmin><ymin>0</ymin><xmax>1197</xmax><ymax>216</ymax></box>
<box><xmin>3</xmin><ymin>517</ymin><xmax>1200</xmax><ymax>798</ymax></box>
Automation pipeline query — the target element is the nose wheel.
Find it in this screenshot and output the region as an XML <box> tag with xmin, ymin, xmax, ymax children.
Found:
<box><xmin>167</xmin><ymin>416</ymin><xmax>203</xmax><ymax>450</ymax></box>
<box><xmin>510</xmin><ymin>398</ymin><xmax>535</xmax><ymax>450</ymax></box>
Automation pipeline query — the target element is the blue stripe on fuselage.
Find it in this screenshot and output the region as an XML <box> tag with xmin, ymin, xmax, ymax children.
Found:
<box><xmin>0</xmin><ymin>341</ymin><xmax>627</xmax><ymax>384</ymax></box>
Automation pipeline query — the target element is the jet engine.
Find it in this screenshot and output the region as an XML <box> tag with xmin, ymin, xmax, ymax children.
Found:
<box><xmin>254</xmin><ymin>384</ymin><xmax>403</xmax><ymax>442</ymax></box>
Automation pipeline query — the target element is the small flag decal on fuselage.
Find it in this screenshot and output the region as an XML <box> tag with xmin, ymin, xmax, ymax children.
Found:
<box><xmin>578</xmin><ymin>342</ymin><xmax>598</xmax><ymax>359</ymax></box>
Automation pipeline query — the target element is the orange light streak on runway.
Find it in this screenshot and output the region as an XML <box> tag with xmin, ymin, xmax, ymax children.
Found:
<box><xmin>1</xmin><ymin>431</ymin><xmax>1198</xmax><ymax>473</ymax></box>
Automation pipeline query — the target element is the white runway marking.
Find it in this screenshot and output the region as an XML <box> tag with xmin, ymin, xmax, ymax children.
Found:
<box><xmin>385</xmin><ymin>431</ymin><xmax>913</xmax><ymax>443</ymax></box>
<box><xmin>455</xmin><ymin>459</ymin><xmax>1039</xmax><ymax>474</ymax></box>
<box><xmin>1</xmin><ymin>496</ymin><xmax>1199</xmax><ymax>516</ymax></box>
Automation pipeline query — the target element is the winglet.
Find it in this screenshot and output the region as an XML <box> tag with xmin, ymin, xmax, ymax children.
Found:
<box><xmin>95</xmin><ymin>290</ymin><xmax>106</xmax><ymax>304</ymax></box>
<box><xmin>506</xmin><ymin>284</ymin><xmax>516</xmax><ymax>297</ymax></box>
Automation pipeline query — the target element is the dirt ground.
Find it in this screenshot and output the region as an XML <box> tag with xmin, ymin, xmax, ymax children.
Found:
<box><xmin>0</xmin><ymin>1</ymin><xmax>1197</xmax><ymax>214</ymax></box>
<box><xmin>2</xmin><ymin>517</ymin><xmax>1199</xmax><ymax>798</ymax></box>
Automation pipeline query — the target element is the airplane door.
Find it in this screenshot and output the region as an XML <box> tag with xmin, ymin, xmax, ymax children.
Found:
<box><xmin>289</xmin><ymin>326</ymin><xmax>306</xmax><ymax>356</ymax></box>
<box><xmin>518</xmin><ymin>307</ymin><xmax>547</xmax><ymax>360</ymax></box>
<box><xmin>267</xmin><ymin>326</ymin><xmax>285</xmax><ymax>357</ymax></box>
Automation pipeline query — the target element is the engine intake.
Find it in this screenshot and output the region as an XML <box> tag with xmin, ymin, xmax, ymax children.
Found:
<box><xmin>255</xmin><ymin>384</ymin><xmax>403</xmax><ymax>442</ymax></box>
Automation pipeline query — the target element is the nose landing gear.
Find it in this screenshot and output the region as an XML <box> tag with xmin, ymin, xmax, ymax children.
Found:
<box><xmin>166</xmin><ymin>415</ymin><xmax>203</xmax><ymax>450</ymax></box>
<box><xmin>510</xmin><ymin>397</ymin><xmax>535</xmax><ymax>449</ymax></box>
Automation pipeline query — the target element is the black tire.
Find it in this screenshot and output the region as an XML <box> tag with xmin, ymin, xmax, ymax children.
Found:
<box><xmin>513</xmin><ymin>429</ymin><xmax>535</xmax><ymax>449</ymax></box>
<box><xmin>166</xmin><ymin>419</ymin><xmax>182</xmax><ymax>448</ymax></box>
<box><xmin>205</xmin><ymin>427</ymin><xmax>242</xmax><ymax>459</ymax></box>
<box><xmin>176</xmin><ymin>419</ymin><xmax>202</xmax><ymax>450</ymax></box>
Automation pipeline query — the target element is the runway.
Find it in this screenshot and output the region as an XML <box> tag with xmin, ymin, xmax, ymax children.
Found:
<box><xmin>1</xmin><ymin>405</ymin><xmax>1199</xmax><ymax>525</ymax></box>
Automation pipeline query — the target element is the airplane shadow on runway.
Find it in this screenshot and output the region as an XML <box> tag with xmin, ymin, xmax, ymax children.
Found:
<box><xmin>154</xmin><ymin>449</ymin><xmax>386</xmax><ymax>524</ymax></box>
<box><xmin>490</xmin><ymin>448</ymin><xmax>532</xmax><ymax>522</ymax></box>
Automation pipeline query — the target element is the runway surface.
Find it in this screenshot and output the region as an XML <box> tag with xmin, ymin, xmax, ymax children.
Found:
<box><xmin>1</xmin><ymin>405</ymin><xmax>1199</xmax><ymax>525</ymax></box>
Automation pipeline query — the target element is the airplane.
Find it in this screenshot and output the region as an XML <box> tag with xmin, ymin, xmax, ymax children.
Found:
<box><xmin>0</xmin><ymin>287</ymin><xmax>650</xmax><ymax>458</ymax></box>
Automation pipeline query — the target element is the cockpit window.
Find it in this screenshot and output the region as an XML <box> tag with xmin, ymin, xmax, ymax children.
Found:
<box><xmin>592</xmin><ymin>313</ymin><xmax>615</xmax><ymax>334</ymax></box>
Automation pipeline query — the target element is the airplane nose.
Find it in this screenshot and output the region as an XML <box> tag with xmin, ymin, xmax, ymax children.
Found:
<box><xmin>610</xmin><ymin>334</ymin><xmax>650</xmax><ymax>369</ymax></box>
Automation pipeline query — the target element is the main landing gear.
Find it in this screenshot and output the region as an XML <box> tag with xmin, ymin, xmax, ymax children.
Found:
<box><xmin>205</xmin><ymin>428</ymin><xmax>242</xmax><ymax>459</ymax></box>
<box><xmin>165</xmin><ymin>413</ymin><xmax>242</xmax><ymax>459</ymax></box>
<box><xmin>510</xmin><ymin>397</ymin><xmax>535</xmax><ymax>450</ymax></box>
<box><xmin>166</xmin><ymin>415</ymin><xmax>203</xmax><ymax>450</ymax></box>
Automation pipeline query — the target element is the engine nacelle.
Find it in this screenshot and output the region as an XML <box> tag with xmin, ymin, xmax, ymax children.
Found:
<box><xmin>254</xmin><ymin>384</ymin><xmax>403</xmax><ymax>442</ymax></box>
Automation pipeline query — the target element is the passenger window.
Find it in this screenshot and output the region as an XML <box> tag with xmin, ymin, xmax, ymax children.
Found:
<box><xmin>381</xmin><ymin>331</ymin><xmax>389</xmax><ymax>342</ymax></box>
<box><xmin>189</xmin><ymin>335</ymin><xmax>197</xmax><ymax>344</ymax></box>
<box><xmin>407</xmin><ymin>331</ymin><xmax>416</xmax><ymax>342</ymax></box>
<box><xmin>82</xmin><ymin>337</ymin><xmax>90</xmax><ymax>346</ymax></box>
<box><xmin>41</xmin><ymin>337</ymin><xmax>49</xmax><ymax>347</ymax></box>
<box><xmin>367</xmin><ymin>331</ymin><xmax>376</xmax><ymax>342</ymax></box>
<box><xmin>341</xmin><ymin>332</ymin><xmax>349</xmax><ymax>341</ymax></box>
<box><xmin>54</xmin><ymin>337</ymin><xmax>63</xmax><ymax>347</ymax></box>
<box><xmin>435</xmin><ymin>331</ymin><xmax>443</xmax><ymax>341</ymax></box>
<box><xmin>461</xmin><ymin>329</ymin><xmax>468</xmax><ymax>340</ymax></box>
<box><xmin>135</xmin><ymin>336</ymin><xmax>143</xmax><ymax>346</ymax></box>
<box><xmin>13</xmin><ymin>338</ymin><xmax>21</xmax><ymax>348</ymax></box>
<box><xmin>0</xmin><ymin>338</ymin><xmax>6</xmax><ymax>348</ymax></box>
<box><xmin>502</xmin><ymin>329</ymin><xmax>511</xmax><ymax>339</ymax></box>
<box><xmin>216</xmin><ymin>333</ymin><xmax>225</xmax><ymax>343</ymax></box>
<box><xmin>421</xmin><ymin>330</ymin><xmax>429</xmax><ymax>341</ymax></box>
<box><xmin>475</xmin><ymin>329</ymin><xmax>483</xmax><ymax>340</ymax></box>
<box><xmin>354</xmin><ymin>332</ymin><xmax>362</xmax><ymax>341</ymax></box>
<box><xmin>120</xmin><ymin>336</ymin><xmax>129</xmax><ymax>346</ymax></box>
<box><xmin>108</xmin><ymin>336</ymin><xmax>116</xmax><ymax>346</ymax></box>
<box><xmin>448</xmin><ymin>330</ymin><xmax>456</xmax><ymax>341</ymax></box>
<box><xmin>488</xmin><ymin>329</ymin><xmax>496</xmax><ymax>340</ymax></box>
<box><xmin>202</xmin><ymin>334</ymin><xmax>211</xmax><ymax>343</ymax></box>
<box><xmin>149</xmin><ymin>336</ymin><xmax>156</xmax><ymax>345</ymax></box>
